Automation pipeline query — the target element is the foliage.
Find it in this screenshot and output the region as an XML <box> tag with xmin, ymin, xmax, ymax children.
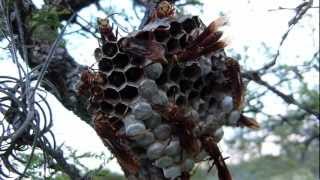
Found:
<box><xmin>28</xmin><ymin>7</ymin><xmax>70</xmax><ymax>42</ymax></box>
<box><xmin>17</xmin><ymin>147</ymin><xmax>124</xmax><ymax>180</ymax></box>
<box><xmin>193</xmin><ymin>156</ymin><xmax>316</xmax><ymax>180</ymax></box>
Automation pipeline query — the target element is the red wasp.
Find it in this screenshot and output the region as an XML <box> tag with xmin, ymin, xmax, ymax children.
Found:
<box><xmin>200</xmin><ymin>136</ymin><xmax>232</xmax><ymax>180</ymax></box>
<box><xmin>223</xmin><ymin>58</ymin><xmax>245</xmax><ymax>110</ymax></box>
<box><xmin>97</xmin><ymin>17</ymin><xmax>117</xmax><ymax>42</ymax></box>
<box><xmin>78</xmin><ymin>68</ymin><xmax>95</xmax><ymax>96</ymax></box>
<box><xmin>172</xmin><ymin>17</ymin><xmax>228</xmax><ymax>63</ymax></box>
<box><xmin>146</xmin><ymin>0</ymin><xmax>176</xmax><ymax>24</ymax></box>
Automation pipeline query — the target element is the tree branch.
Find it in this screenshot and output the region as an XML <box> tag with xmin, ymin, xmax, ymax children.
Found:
<box><xmin>257</xmin><ymin>0</ymin><xmax>315</xmax><ymax>74</ymax></box>
<box><xmin>243</xmin><ymin>72</ymin><xmax>319</xmax><ymax>119</ymax></box>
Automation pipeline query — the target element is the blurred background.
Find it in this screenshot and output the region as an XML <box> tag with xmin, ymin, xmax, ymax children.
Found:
<box><xmin>0</xmin><ymin>0</ymin><xmax>319</xmax><ymax>179</ymax></box>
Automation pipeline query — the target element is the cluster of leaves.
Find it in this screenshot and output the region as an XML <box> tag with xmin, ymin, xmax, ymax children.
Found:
<box><xmin>28</xmin><ymin>6</ymin><xmax>71</xmax><ymax>42</ymax></box>
<box><xmin>193</xmin><ymin>155</ymin><xmax>316</xmax><ymax>180</ymax></box>
<box><xmin>18</xmin><ymin>147</ymin><xmax>124</xmax><ymax>180</ymax></box>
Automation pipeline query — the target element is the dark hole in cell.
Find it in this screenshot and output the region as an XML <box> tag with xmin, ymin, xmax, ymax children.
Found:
<box><xmin>156</xmin><ymin>71</ymin><xmax>168</xmax><ymax>86</ymax></box>
<box><xmin>183</xmin><ymin>64</ymin><xmax>201</xmax><ymax>79</ymax></box>
<box><xmin>188</xmin><ymin>90</ymin><xmax>199</xmax><ymax>101</ymax></box>
<box><xmin>108</xmin><ymin>71</ymin><xmax>126</xmax><ymax>87</ymax></box>
<box><xmin>104</xmin><ymin>88</ymin><xmax>120</xmax><ymax>101</ymax></box>
<box><xmin>169</xmin><ymin>65</ymin><xmax>181</xmax><ymax>82</ymax></box>
<box><xmin>205</xmin><ymin>72</ymin><xmax>221</xmax><ymax>83</ymax></box>
<box><xmin>120</xmin><ymin>85</ymin><xmax>138</xmax><ymax>101</ymax></box>
<box><xmin>102</xmin><ymin>42</ymin><xmax>118</xmax><ymax>57</ymax></box>
<box><xmin>100</xmin><ymin>101</ymin><xmax>114</xmax><ymax>113</ymax></box>
<box><xmin>167</xmin><ymin>85</ymin><xmax>179</xmax><ymax>97</ymax></box>
<box><xmin>193</xmin><ymin>78</ymin><xmax>203</xmax><ymax>90</ymax></box>
<box><xmin>99</xmin><ymin>58</ymin><xmax>113</xmax><ymax>72</ymax></box>
<box><xmin>125</xmin><ymin>67</ymin><xmax>143</xmax><ymax>82</ymax></box>
<box><xmin>131</xmin><ymin>56</ymin><xmax>146</xmax><ymax>66</ymax></box>
<box><xmin>209</xmin><ymin>97</ymin><xmax>217</xmax><ymax>107</ymax></box>
<box><xmin>109</xmin><ymin>116</ymin><xmax>124</xmax><ymax>131</ymax></box>
<box><xmin>180</xmin><ymin>79</ymin><xmax>193</xmax><ymax>93</ymax></box>
<box><xmin>113</xmin><ymin>53</ymin><xmax>130</xmax><ymax>69</ymax></box>
<box><xmin>167</xmin><ymin>38</ymin><xmax>180</xmax><ymax>52</ymax></box>
<box><xmin>176</xmin><ymin>95</ymin><xmax>186</xmax><ymax>106</ymax></box>
<box><xmin>182</xmin><ymin>18</ymin><xmax>197</xmax><ymax>34</ymax></box>
<box><xmin>211</xmin><ymin>65</ymin><xmax>218</xmax><ymax>71</ymax></box>
<box><xmin>115</xmin><ymin>103</ymin><xmax>128</xmax><ymax>115</ymax></box>
<box><xmin>154</xmin><ymin>29</ymin><xmax>170</xmax><ymax>42</ymax></box>
<box><xmin>200</xmin><ymin>86</ymin><xmax>212</xmax><ymax>98</ymax></box>
<box><xmin>170</xmin><ymin>22</ymin><xmax>183</xmax><ymax>36</ymax></box>
<box><xmin>192</xmin><ymin>16</ymin><xmax>201</xmax><ymax>28</ymax></box>
<box><xmin>198</xmin><ymin>103</ymin><xmax>207</xmax><ymax>113</ymax></box>
<box><xmin>179</xmin><ymin>34</ymin><xmax>188</xmax><ymax>49</ymax></box>
<box><xmin>205</xmin><ymin>72</ymin><xmax>214</xmax><ymax>81</ymax></box>
<box><xmin>132</xmin><ymin>146</ymin><xmax>146</xmax><ymax>154</ymax></box>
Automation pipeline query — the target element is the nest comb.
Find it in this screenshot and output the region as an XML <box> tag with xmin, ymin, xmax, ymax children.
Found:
<box><xmin>78</xmin><ymin>2</ymin><xmax>259</xmax><ymax>179</ymax></box>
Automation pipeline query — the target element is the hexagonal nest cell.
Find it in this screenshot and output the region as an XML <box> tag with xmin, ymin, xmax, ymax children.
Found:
<box><xmin>154</xmin><ymin>28</ymin><xmax>170</xmax><ymax>42</ymax></box>
<box><xmin>80</xmin><ymin>13</ymin><xmax>247</xmax><ymax>180</ymax></box>
<box><xmin>119</xmin><ymin>85</ymin><xmax>138</xmax><ymax>101</ymax></box>
<box><xmin>170</xmin><ymin>21</ymin><xmax>183</xmax><ymax>36</ymax></box>
<box><xmin>99</xmin><ymin>58</ymin><xmax>113</xmax><ymax>72</ymax></box>
<box><xmin>104</xmin><ymin>88</ymin><xmax>120</xmax><ymax>101</ymax></box>
<box><xmin>125</xmin><ymin>67</ymin><xmax>144</xmax><ymax>82</ymax></box>
<box><xmin>114</xmin><ymin>103</ymin><xmax>129</xmax><ymax>116</ymax></box>
<box><xmin>100</xmin><ymin>101</ymin><xmax>114</xmax><ymax>113</ymax></box>
<box><xmin>113</xmin><ymin>53</ymin><xmax>130</xmax><ymax>69</ymax></box>
<box><xmin>102</xmin><ymin>42</ymin><xmax>118</xmax><ymax>57</ymax></box>
<box><xmin>108</xmin><ymin>71</ymin><xmax>126</xmax><ymax>87</ymax></box>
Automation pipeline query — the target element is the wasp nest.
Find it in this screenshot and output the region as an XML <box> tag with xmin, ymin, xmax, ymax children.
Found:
<box><xmin>78</xmin><ymin>4</ymin><xmax>259</xmax><ymax>179</ymax></box>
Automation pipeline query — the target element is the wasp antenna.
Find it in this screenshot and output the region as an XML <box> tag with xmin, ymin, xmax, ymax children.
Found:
<box><xmin>106</xmin><ymin>12</ymin><xmax>122</xmax><ymax>18</ymax></box>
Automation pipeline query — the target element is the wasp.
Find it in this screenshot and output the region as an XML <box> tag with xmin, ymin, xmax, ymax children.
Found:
<box><xmin>224</xmin><ymin>58</ymin><xmax>245</xmax><ymax>110</ymax></box>
<box><xmin>78</xmin><ymin>68</ymin><xmax>107</xmax><ymax>97</ymax></box>
<box><xmin>93</xmin><ymin>112</ymin><xmax>140</xmax><ymax>174</ymax></box>
<box><xmin>119</xmin><ymin>31</ymin><xmax>167</xmax><ymax>63</ymax></box>
<box><xmin>153</xmin><ymin>101</ymin><xmax>200</xmax><ymax>156</ymax></box>
<box><xmin>78</xmin><ymin>68</ymin><xmax>95</xmax><ymax>96</ymax></box>
<box><xmin>172</xmin><ymin>17</ymin><xmax>228</xmax><ymax>62</ymax></box>
<box><xmin>238</xmin><ymin>114</ymin><xmax>260</xmax><ymax>129</ymax></box>
<box><xmin>97</xmin><ymin>17</ymin><xmax>117</xmax><ymax>43</ymax></box>
<box><xmin>155</xmin><ymin>0</ymin><xmax>175</xmax><ymax>19</ymax></box>
<box><xmin>146</xmin><ymin>0</ymin><xmax>175</xmax><ymax>24</ymax></box>
<box><xmin>200</xmin><ymin>136</ymin><xmax>232</xmax><ymax>180</ymax></box>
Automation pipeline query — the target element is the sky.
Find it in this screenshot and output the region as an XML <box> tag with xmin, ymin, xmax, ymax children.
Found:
<box><xmin>0</xmin><ymin>0</ymin><xmax>319</xmax><ymax>176</ymax></box>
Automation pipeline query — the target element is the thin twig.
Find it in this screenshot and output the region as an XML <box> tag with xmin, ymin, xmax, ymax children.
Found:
<box><xmin>258</xmin><ymin>0</ymin><xmax>314</xmax><ymax>74</ymax></box>
<box><xmin>243</xmin><ymin>72</ymin><xmax>319</xmax><ymax>119</ymax></box>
